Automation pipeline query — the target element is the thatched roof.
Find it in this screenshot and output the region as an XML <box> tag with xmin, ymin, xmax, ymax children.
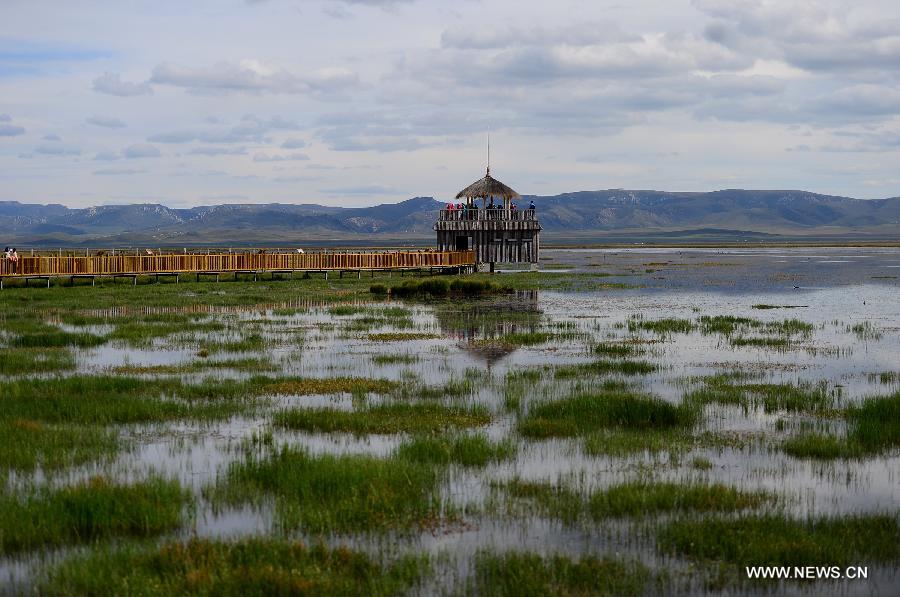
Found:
<box><xmin>455</xmin><ymin>168</ymin><xmax>520</xmax><ymax>200</ymax></box>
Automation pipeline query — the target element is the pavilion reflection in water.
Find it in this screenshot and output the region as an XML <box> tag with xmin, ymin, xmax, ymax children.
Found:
<box><xmin>434</xmin><ymin>290</ymin><xmax>541</xmax><ymax>364</ymax></box>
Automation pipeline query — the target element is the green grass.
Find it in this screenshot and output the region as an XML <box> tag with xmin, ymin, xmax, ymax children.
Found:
<box><xmin>519</xmin><ymin>386</ymin><xmax>697</xmax><ymax>438</ymax></box>
<box><xmin>395</xmin><ymin>434</ymin><xmax>515</xmax><ymax>467</ymax></box>
<box><xmin>685</xmin><ymin>375</ymin><xmax>834</xmax><ymax>414</ymax></box>
<box><xmin>0</xmin><ymin>376</ymin><xmax>245</xmax><ymax>424</ymax></box>
<box><xmin>782</xmin><ymin>433</ymin><xmax>856</xmax><ymax>459</ymax></box>
<box><xmin>108</xmin><ymin>320</ymin><xmax>224</xmax><ymax>347</ymax></box>
<box><xmin>473</xmin><ymin>551</ymin><xmax>653</xmax><ymax>597</ymax></box>
<box><xmin>212</xmin><ymin>446</ymin><xmax>442</xmax><ymax>532</ymax></box>
<box><xmin>869</xmin><ymin>371</ymin><xmax>900</xmax><ymax>384</ymax></box>
<box><xmin>255</xmin><ymin>376</ymin><xmax>397</xmax><ymax>397</ymax></box>
<box><xmin>553</xmin><ymin>359</ymin><xmax>657</xmax><ymax>378</ymax></box>
<box><xmin>730</xmin><ymin>336</ymin><xmax>790</xmax><ymax>348</ymax></box>
<box><xmin>111</xmin><ymin>357</ymin><xmax>279</xmax><ymax>375</ymax></box>
<box><xmin>659</xmin><ymin>515</ymin><xmax>900</xmax><ymax>569</ymax></box>
<box><xmin>384</xmin><ymin>277</ymin><xmax>508</xmax><ymax>298</ymax></box>
<box><xmin>786</xmin><ymin>393</ymin><xmax>900</xmax><ymax>459</ymax></box>
<box><xmin>12</xmin><ymin>329</ymin><xmax>107</xmax><ymax>348</ymax></box>
<box><xmin>371</xmin><ymin>354</ymin><xmax>419</xmax><ymax>365</ymax></box>
<box><xmin>593</xmin><ymin>342</ymin><xmax>643</xmax><ymax>358</ymax></box>
<box><xmin>848</xmin><ymin>321</ymin><xmax>882</xmax><ymax>341</ymax></box>
<box><xmin>0</xmin><ymin>477</ymin><xmax>189</xmax><ymax>555</ymax></box>
<box><xmin>699</xmin><ymin>315</ymin><xmax>814</xmax><ymax>338</ymax></box>
<box><xmin>582</xmin><ymin>428</ymin><xmax>693</xmax><ymax>456</ymax></box>
<box><xmin>496</xmin><ymin>479</ymin><xmax>584</xmax><ymax>524</ymax></box>
<box><xmin>588</xmin><ymin>482</ymin><xmax>773</xmax><ymax>518</ymax></box>
<box><xmin>0</xmin><ymin>419</ymin><xmax>120</xmax><ymax>472</ymax></box>
<box><xmin>628</xmin><ymin>317</ymin><xmax>695</xmax><ymax>335</ymax></box>
<box><xmin>274</xmin><ymin>402</ymin><xmax>490</xmax><ymax>435</ymax></box>
<box><xmin>42</xmin><ymin>538</ymin><xmax>427</xmax><ymax>596</ymax></box>
<box><xmin>0</xmin><ymin>348</ymin><xmax>75</xmax><ymax>375</ymax></box>
<box><xmin>851</xmin><ymin>392</ymin><xmax>900</xmax><ymax>452</ymax></box>
<box><xmin>366</xmin><ymin>332</ymin><xmax>441</xmax><ymax>342</ymax></box>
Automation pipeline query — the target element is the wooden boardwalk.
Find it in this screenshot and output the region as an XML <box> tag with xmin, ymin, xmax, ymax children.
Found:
<box><xmin>0</xmin><ymin>250</ymin><xmax>476</xmax><ymax>288</ymax></box>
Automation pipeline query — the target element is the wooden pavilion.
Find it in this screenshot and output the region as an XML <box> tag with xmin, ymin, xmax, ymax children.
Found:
<box><xmin>434</xmin><ymin>167</ymin><xmax>541</xmax><ymax>271</ymax></box>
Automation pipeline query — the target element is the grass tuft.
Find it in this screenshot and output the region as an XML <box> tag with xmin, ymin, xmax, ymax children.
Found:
<box><xmin>213</xmin><ymin>447</ymin><xmax>441</xmax><ymax>532</ymax></box>
<box><xmin>274</xmin><ymin>402</ymin><xmax>490</xmax><ymax>435</ymax></box>
<box><xmin>0</xmin><ymin>477</ymin><xmax>189</xmax><ymax>555</ymax></box>
<box><xmin>519</xmin><ymin>386</ymin><xmax>697</xmax><ymax>438</ymax></box>
<box><xmin>43</xmin><ymin>538</ymin><xmax>427</xmax><ymax>596</ymax></box>
<box><xmin>473</xmin><ymin>551</ymin><xmax>653</xmax><ymax>597</ymax></box>
<box><xmin>395</xmin><ymin>434</ymin><xmax>515</xmax><ymax>467</ymax></box>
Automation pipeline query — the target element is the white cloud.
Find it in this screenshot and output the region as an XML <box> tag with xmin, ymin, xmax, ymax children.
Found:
<box><xmin>0</xmin><ymin>124</ymin><xmax>26</xmax><ymax>136</ymax></box>
<box><xmin>86</xmin><ymin>116</ymin><xmax>127</xmax><ymax>128</ymax></box>
<box><xmin>150</xmin><ymin>60</ymin><xmax>358</xmax><ymax>95</ymax></box>
<box><xmin>122</xmin><ymin>143</ymin><xmax>161</xmax><ymax>158</ymax></box>
<box><xmin>34</xmin><ymin>144</ymin><xmax>81</xmax><ymax>156</ymax></box>
<box><xmin>253</xmin><ymin>152</ymin><xmax>310</xmax><ymax>162</ymax></box>
<box><xmin>93</xmin><ymin>167</ymin><xmax>146</xmax><ymax>175</ymax></box>
<box><xmin>92</xmin><ymin>72</ymin><xmax>153</xmax><ymax>96</ymax></box>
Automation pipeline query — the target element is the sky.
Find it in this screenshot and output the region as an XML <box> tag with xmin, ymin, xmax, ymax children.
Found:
<box><xmin>2</xmin><ymin>0</ymin><xmax>900</xmax><ymax>208</ymax></box>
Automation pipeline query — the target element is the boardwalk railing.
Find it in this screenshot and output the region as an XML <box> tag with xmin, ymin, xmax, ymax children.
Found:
<box><xmin>0</xmin><ymin>250</ymin><xmax>475</xmax><ymax>278</ymax></box>
<box><xmin>438</xmin><ymin>209</ymin><xmax>537</xmax><ymax>222</ymax></box>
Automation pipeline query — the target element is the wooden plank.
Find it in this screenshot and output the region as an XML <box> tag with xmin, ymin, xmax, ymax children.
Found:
<box><xmin>0</xmin><ymin>250</ymin><xmax>475</xmax><ymax>278</ymax></box>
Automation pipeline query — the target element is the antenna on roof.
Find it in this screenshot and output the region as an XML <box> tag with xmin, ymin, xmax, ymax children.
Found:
<box><xmin>486</xmin><ymin>132</ymin><xmax>490</xmax><ymax>176</ymax></box>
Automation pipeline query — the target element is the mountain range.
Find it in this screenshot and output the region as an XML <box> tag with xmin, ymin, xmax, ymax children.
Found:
<box><xmin>2</xmin><ymin>189</ymin><xmax>900</xmax><ymax>247</ymax></box>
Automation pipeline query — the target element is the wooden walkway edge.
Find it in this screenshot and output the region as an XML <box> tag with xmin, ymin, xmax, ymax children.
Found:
<box><xmin>0</xmin><ymin>250</ymin><xmax>476</xmax><ymax>288</ymax></box>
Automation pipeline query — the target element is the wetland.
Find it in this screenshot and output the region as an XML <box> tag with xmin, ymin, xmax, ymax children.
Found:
<box><xmin>1</xmin><ymin>246</ymin><xmax>899</xmax><ymax>595</ymax></box>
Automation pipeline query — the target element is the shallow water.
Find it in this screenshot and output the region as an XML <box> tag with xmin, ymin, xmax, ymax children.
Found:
<box><xmin>2</xmin><ymin>247</ymin><xmax>900</xmax><ymax>595</ymax></box>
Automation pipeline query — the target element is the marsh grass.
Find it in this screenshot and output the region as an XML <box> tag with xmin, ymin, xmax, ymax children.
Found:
<box><xmin>627</xmin><ymin>317</ymin><xmax>695</xmax><ymax>335</ymax></box>
<box><xmin>395</xmin><ymin>434</ymin><xmax>515</xmax><ymax>467</ymax></box>
<box><xmin>473</xmin><ymin>551</ymin><xmax>653</xmax><ymax>597</ymax></box>
<box><xmin>496</xmin><ymin>479</ymin><xmax>583</xmax><ymax>524</ymax></box>
<box><xmin>498</xmin><ymin>480</ymin><xmax>770</xmax><ymax>524</ymax></box>
<box><xmin>0</xmin><ymin>348</ymin><xmax>75</xmax><ymax>375</ymax></box>
<box><xmin>0</xmin><ymin>376</ymin><xmax>246</xmax><ymax>424</ymax></box>
<box><xmin>659</xmin><ymin>515</ymin><xmax>900</xmax><ymax>569</ymax></box>
<box><xmin>593</xmin><ymin>342</ymin><xmax>643</xmax><ymax>358</ymax></box>
<box><xmin>0</xmin><ymin>476</ymin><xmax>189</xmax><ymax>555</ymax></box>
<box><xmin>782</xmin><ymin>433</ymin><xmax>855</xmax><ymax>459</ymax></box>
<box><xmin>848</xmin><ymin>321</ymin><xmax>882</xmax><ymax>341</ymax></box>
<box><xmin>588</xmin><ymin>482</ymin><xmax>773</xmax><ymax>518</ymax></box>
<box><xmin>12</xmin><ymin>329</ymin><xmax>107</xmax><ymax>348</ymax></box>
<box><xmin>43</xmin><ymin>538</ymin><xmax>428</xmax><ymax>596</ymax></box>
<box><xmin>685</xmin><ymin>375</ymin><xmax>834</xmax><ymax>414</ymax></box>
<box><xmin>700</xmin><ymin>315</ymin><xmax>814</xmax><ymax>338</ymax></box>
<box><xmin>553</xmin><ymin>359</ymin><xmax>657</xmax><ymax>378</ymax></box>
<box><xmin>257</xmin><ymin>376</ymin><xmax>397</xmax><ymax>397</ymax></box>
<box><xmin>471</xmin><ymin>332</ymin><xmax>555</xmax><ymax>351</ymax></box>
<box><xmin>786</xmin><ymin>393</ymin><xmax>900</xmax><ymax>458</ymax></box>
<box><xmin>582</xmin><ymin>428</ymin><xmax>693</xmax><ymax>456</ymax></box>
<box><xmin>0</xmin><ymin>419</ymin><xmax>119</xmax><ymax>472</ymax></box>
<box><xmin>868</xmin><ymin>371</ymin><xmax>899</xmax><ymax>385</ymax></box>
<box><xmin>213</xmin><ymin>446</ymin><xmax>442</xmax><ymax>532</ymax></box>
<box><xmin>371</xmin><ymin>354</ymin><xmax>419</xmax><ymax>365</ymax></box>
<box><xmin>367</xmin><ymin>332</ymin><xmax>442</xmax><ymax>342</ymax></box>
<box><xmin>274</xmin><ymin>402</ymin><xmax>490</xmax><ymax>435</ymax></box>
<box><xmin>200</xmin><ymin>333</ymin><xmax>267</xmax><ymax>354</ymax></box>
<box><xmin>730</xmin><ymin>336</ymin><xmax>790</xmax><ymax>348</ymax></box>
<box><xmin>519</xmin><ymin>385</ymin><xmax>697</xmax><ymax>438</ymax></box>
<box><xmin>111</xmin><ymin>357</ymin><xmax>278</xmax><ymax>375</ymax></box>
<box><xmin>108</xmin><ymin>320</ymin><xmax>224</xmax><ymax>347</ymax></box>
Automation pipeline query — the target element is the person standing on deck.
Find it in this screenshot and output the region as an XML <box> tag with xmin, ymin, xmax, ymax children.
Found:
<box><xmin>9</xmin><ymin>248</ymin><xmax>19</xmax><ymax>274</ymax></box>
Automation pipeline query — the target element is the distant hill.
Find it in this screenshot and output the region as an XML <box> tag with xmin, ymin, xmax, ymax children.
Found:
<box><xmin>2</xmin><ymin>190</ymin><xmax>899</xmax><ymax>246</ymax></box>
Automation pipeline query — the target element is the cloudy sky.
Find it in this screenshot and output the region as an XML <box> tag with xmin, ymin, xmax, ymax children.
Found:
<box><xmin>2</xmin><ymin>0</ymin><xmax>900</xmax><ymax>208</ymax></box>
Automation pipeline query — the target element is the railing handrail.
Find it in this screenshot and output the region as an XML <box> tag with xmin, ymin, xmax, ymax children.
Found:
<box><xmin>0</xmin><ymin>250</ymin><xmax>476</xmax><ymax>277</ymax></box>
<box><xmin>438</xmin><ymin>208</ymin><xmax>537</xmax><ymax>222</ymax></box>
